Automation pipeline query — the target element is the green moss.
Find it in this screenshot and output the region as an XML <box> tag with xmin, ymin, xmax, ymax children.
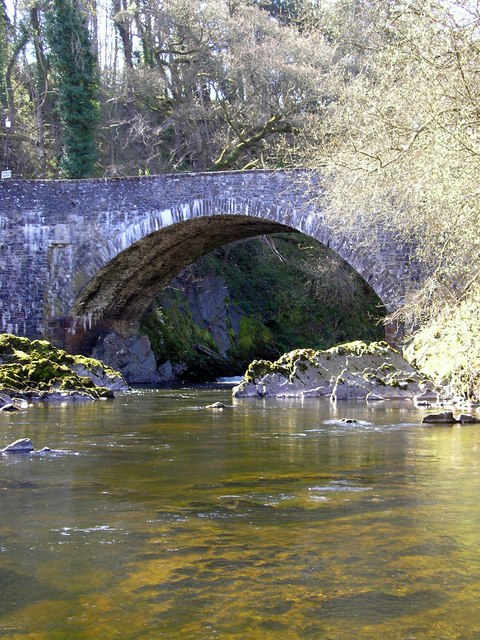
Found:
<box><xmin>71</xmin><ymin>354</ymin><xmax>122</xmax><ymax>379</ymax></box>
<box><xmin>378</xmin><ymin>363</ymin><xmax>395</xmax><ymax>371</ymax></box>
<box><xmin>59</xmin><ymin>374</ymin><xmax>95</xmax><ymax>390</ymax></box>
<box><xmin>244</xmin><ymin>359</ymin><xmax>290</xmax><ymax>384</ymax></box>
<box><xmin>0</xmin><ymin>333</ymin><xmax>122</xmax><ymax>396</ymax></box>
<box><xmin>326</xmin><ymin>340</ymin><xmax>392</xmax><ymax>358</ymax></box>
<box><xmin>12</xmin><ymin>349</ymin><xmax>30</xmax><ymax>362</ymax></box>
<box><xmin>236</xmin><ymin>317</ymin><xmax>272</xmax><ymax>354</ymax></box>
<box><xmin>142</xmin><ymin>296</ymin><xmax>230</xmax><ymax>381</ymax></box>
<box><xmin>278</xmin><ymin>348</ymin><xmax>317</xmax><ymax>367</ymax></box>
<box><xmin>0</xmin><ymin>363</ymin><xmax>25</xmax><ymax>390</ymax></box>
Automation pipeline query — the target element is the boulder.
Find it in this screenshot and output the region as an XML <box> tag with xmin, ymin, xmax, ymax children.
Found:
<box><xmin>157</xmin><ymin>360</ymin><xmax>187</xmax><ymax>384</ymax></box>
<box><xmin>70</xmin><ymin>361</ymin><xmax>127</xmax><ymax>391</ymax></box>
<box><xmin>415</xmin><ymin>389</ymin><xmax>439</xmax><ymax>405</ymax></box>
<box><xmin>2</xmin><ymin>438</ymin><xmax>34</xmax><ymax>452</ymax></box>
<box><xmin>0</xmin><ymin>333</ymin><xmax>127</xmax><ymax>399</ymax></box>
<box><xmin>366</xmin><ymin>392</ymin><xmax>385</xmax><ymax>402</ymax></box>
<box><xmin>457</xmin><ymin>413</ymin><xmax>480</xmax><ymax>424</ymax></box>
<box><xmin>233</xmin><ymin>341</ymin><xmax>432</xmax><ymax>401</ymax></box>
<box><xmin>68</xmin><ymin>390</ymin><xmax>98</xmax><ymax>401</ymax></box>
<box><xmin>92</xmin><ymin>333</ymin><xmax>159</xmax><ymax>385</ymax></box>
<box><xmin>422</xmin><ymin>412</ymin><xmax>457</xmax><ymax>424</ymax></box>
<box><xmin>0</xmin><ymin>392</ymin><xmax>13</xmax><ymax>406</ymax></box>
<box><xmin>0</xmin><ymin>403</ymin><xmax>19</xmax><ymax>412</ymax></box>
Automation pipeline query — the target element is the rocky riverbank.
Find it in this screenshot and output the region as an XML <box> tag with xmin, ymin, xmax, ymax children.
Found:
<box><xmin>0</xmin><ymin>334</ymin><xmax>128</xmax><ymax>409</ymax></box>
<box><xmin>232</xmin><ymin>340</ymin><xmax>437</xmax><ymax>401</ymax></box>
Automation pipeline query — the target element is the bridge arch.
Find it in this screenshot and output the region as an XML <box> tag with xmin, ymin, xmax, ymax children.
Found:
<box><xmin>68</xmin><ymin>214</ymin><xmax>297</xmax><ymax>348</ymax></box>
<box><xmin>0</xmin><ymin>170</ymin><xmax>410</xmax><ymax>352</ymax></box>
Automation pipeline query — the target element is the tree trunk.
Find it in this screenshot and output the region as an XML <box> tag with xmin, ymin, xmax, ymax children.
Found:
<box><xmin>30</xmin><ymin>6</ymin><xmax>49</xmax><ymax>176</ymax></box>
<box><xmin>113</xmin><ymin>0</ymin><xmax>133</xmax><ymax>68</ymax></box>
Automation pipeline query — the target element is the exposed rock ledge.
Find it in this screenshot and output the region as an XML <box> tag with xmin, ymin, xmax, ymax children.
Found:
<box><xmin>232</xmin><ymin>341</ymin><xmax>434</xmax><ymax>401</ymax></box>
<box><xmin>0</xmin><ymin>334</ymin><xmax>128</xmax><ymax>407</ymax></box>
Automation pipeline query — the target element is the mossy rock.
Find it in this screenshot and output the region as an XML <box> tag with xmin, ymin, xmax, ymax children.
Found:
<box><xmin>244</xmin><ymin>359</ymin><xmax>290</xmax><ymax>384</ymax></box>
<box><xmin>0</xmin><ymin>334</ymin><xmax>126</xmax><ymax>398</ymax></box>
<box><xmin>234</xmin><ymin>340</ymin><xmax>432</xmax><ymax>399</ymax></box>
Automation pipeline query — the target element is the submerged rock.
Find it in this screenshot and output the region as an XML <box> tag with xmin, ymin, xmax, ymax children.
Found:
<box><xmin>1</xmin><ymin>438</ymin><xmax>61</xmax><ymax>454</ymax></box>
<box><xmin>2</xmin><ymin>438</ymin><xmax>34</xmax><ymax>453</ymax></box>
<box><xmin>206</xmin><ymin>402</ymin><xmax>230</xmax><ymax>409</ymax></box>
<box><xmin>421</xmin><ymin>412</ymin><xmax>456</xmax><ymax>424</ymax></box>
<box><xmin>0</xmin><ymin>403</ymin><xmax>20</xmax><ymax>412</ymax></box>
<box><xmin>233</xmin><ymin>341</ymin><xmax>432</xmax><ymax>401</ymax></box>
<box><xmin>457</xmin><ymin>414</ymin><xmax>480</xmax><ymax>424</ymax></box>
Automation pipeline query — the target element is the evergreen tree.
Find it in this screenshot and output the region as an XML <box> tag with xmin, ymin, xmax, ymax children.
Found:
<box><xmin>46</xmin><ymin>0</ymin><xmax>99</xmax><ymax>178</ymax></box>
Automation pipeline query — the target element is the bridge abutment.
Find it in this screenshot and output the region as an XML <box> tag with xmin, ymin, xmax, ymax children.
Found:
<box><xmin>48</xmin><ymin>317</ymin><xmax>141</xmax><ymax>355</ymax></box>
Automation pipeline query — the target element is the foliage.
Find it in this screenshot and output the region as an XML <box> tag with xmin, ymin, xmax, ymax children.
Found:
<box><xmin>305</xmin><ymin>0</ymin><xmax>480</xmax><ymax>328</ymax></box>
<box><xmin>45</xmin><ymin>0</ymin><xmax>99</xmax><ymax>177</ymax></box>
<box><xmin>2</xmin><ymin>0</ymin><xmax>333</xmax><ymax>177</ymax></box>
<box><xmin>405</xmin><ymin>291</ymin><xmax>480</xmax><ymax>400</ymax></box>
<box><xmin>300</xmin><ymin>0</ymin><xmax>480</xmax><ymax>395</ymax></box>
<box><xmin>211</xmin><ymin>234</ymin><xmax>386</xmax><ymax>351</ymax></box>
<box><xmin>104</xmin><ymin>0</ymin><xmax>333</xmax><ymax>174</ymax></box>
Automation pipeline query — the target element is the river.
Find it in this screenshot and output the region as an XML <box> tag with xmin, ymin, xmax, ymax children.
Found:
<box><xmin>1</xmin><ymin>386</ymin><xmax>480</xmax><ymax>639</ymax></box>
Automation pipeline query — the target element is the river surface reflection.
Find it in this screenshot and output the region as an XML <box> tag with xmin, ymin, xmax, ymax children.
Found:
<box><xmin>1</xmin><ymin>386</ymin><xmax>480</xmax><ymax>639</ymax></box>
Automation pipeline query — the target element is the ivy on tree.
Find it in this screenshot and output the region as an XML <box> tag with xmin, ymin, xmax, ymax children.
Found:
<box><xmin>0</xmin><ymin>0</ymin><xmax>10</xmax><ymax>110</ymax></box>
<box><xmin>46</xmin><ymin>0</ymin><xmax>99</xmax><ymax>178</ymax></box>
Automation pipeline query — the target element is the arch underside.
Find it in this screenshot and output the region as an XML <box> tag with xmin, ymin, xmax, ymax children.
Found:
<box><xmin>71</xmin><ymin>215</ymin><xmax>297</xmax><ymax>330</ymax></box>
<box><xmin>68</xmin><ymin>211</ymin><xmax>396</xmax><ymax>350</ymax></box>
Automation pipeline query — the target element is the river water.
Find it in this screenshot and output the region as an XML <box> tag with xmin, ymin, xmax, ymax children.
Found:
<box><xmin>1</xmin><ymin>386</ymin><xmax>480</xmax><ymax>639</ymax></box>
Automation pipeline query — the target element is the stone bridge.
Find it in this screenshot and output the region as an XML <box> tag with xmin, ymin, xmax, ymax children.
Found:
<box><xmin>0</xmin><ymin>169</ymin><xmax>413</xmax><ymax>353</ymax></box>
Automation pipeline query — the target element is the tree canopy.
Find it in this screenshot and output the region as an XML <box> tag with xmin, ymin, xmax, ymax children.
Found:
<box><xmin>1</xmin><ymin>0</ymin><xmax>333</xmax><ymax>176</ymax></box>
